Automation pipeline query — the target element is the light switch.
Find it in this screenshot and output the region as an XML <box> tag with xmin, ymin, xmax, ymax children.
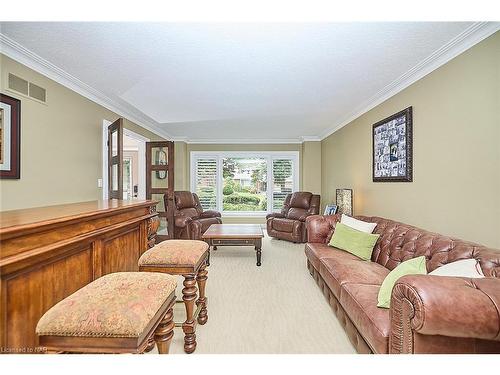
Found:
<box><xmin>97</xmin><ymin>178</ymin><xmax>103</xmax><ymax>188</ymax></box>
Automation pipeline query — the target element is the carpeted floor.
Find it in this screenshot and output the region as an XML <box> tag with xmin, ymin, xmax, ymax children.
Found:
<box><xmin>166</xmin><ymin>229</ymin><xmax>355</xmax><ymax>354</ymax></box>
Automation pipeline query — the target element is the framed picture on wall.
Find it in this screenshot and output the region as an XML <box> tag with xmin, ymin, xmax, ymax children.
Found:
<box><xmin>372</xmin><ymin>106</ymin><xmax>413</xmax><ymax>182</ymax></box>
<box><xmin>0</xmin><ymin>94</ymin><xmax>21</xmax><ymax>179</ymax></box>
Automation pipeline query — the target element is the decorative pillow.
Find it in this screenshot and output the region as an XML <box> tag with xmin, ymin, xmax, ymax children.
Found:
<box><xmin>328</xmin><ymin>222</ymin><xmax>379</xmax><ymax>261</ymax></box>
<box><xmin>341</xmin><ymin>214</ymin><xmax>377</xmax><ymax>233</ymax></box>
<box><xmin>429</xmin><ymin>259</ymin><xmax>484</xmax><ymax>278</ymax></box>
<box><xmin>377</xmin><ymin>256</ymin><xmax>427</xmax><ymax>308</ymax></box>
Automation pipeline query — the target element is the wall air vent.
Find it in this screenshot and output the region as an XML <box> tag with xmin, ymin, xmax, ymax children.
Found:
<box><xmin>8</xmin><ymin>73</ymin><xmax>29</xmax><ymax>95</ymax></box>
<box><xmin>8</xmin><ymin>73</ymin><xmax>47</xmax><ymax>103</ymax></box>
<box><xmin>29</xmin><ymin>82</ymin><xmax>46</xmax><ymax>102</ymax></box>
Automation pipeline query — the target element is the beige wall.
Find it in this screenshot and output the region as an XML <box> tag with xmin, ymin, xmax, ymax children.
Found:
<box><xmin>301</xmin><ymin>141</ymin><xmax>322</xmax><ymax>195</ymax></box>
<box><xmin>0</xmin><ymin>54</ymin><xmax>165</xmax><ymax>211</ymax></box>
<box><xmin>174</xmin><ymin>141</ymin><xmax>188</xmax><ymax>190</ymax></box>
<box><xmin>321</xmin><ymin>32</ymin><xmax>500</xmax><ymax>248</ymax></box>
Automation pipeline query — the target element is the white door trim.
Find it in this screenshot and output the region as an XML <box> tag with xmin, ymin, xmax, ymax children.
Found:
<box><xmin>102</xmin><ymin>120</ymin><xmax>150</xmax><ymax>200</ymax></box>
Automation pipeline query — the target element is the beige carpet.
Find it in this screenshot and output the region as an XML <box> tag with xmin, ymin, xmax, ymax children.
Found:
<box><xmin>166</xmin><ymin>229</ymin><xmax>355</xmax><ymax>354</ymax></box>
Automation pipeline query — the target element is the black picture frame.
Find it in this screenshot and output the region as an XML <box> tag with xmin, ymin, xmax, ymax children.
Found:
<box><xmin>372</xmin><ymin>106</ymin><xmax>413</xmax><ymax>182</ymax></box>
<box><xmin>0</xmin><ymin>94</ymin><xmax>21</xmax><ymax>179</ymax></box>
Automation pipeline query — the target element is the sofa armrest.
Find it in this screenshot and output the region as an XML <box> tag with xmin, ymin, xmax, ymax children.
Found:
<box><xmin>266</xmin><ymin>212</ymin><xmax>285</xmax><ymax>220</ymax></box>
<box><xmin>199</xmin><ymin>210</ymin><xmax>221</xmax><ymax>219</ymax></box>
<box><xmin>305</xmin><ymin>214</ymin><xmax>340</xmax><ymax>243</ymax></box>
<box><xmin>390</xmin><ymin>275</ymin><xmax>500</xmax><ymax>353</ymax></box>
<box><xmin>174</xmin><ymin>215</ymin><xmax>193</xmax><ymax>228</ymax></box>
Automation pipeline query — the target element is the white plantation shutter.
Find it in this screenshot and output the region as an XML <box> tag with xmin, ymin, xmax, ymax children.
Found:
<box><xmin>272</xmin><ymin>159</ymin><xmax>294</xmax><ymax>211</ymax></box>
<box><xmin>195</xmin><ymin>157</ymin><xmax>218</xmax><ymax>210</ymax></box>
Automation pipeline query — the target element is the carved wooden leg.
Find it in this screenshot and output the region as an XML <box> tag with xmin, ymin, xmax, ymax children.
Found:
<box><xmin>182</xmin><ymin>274</ymin><xmax>198</xmax><ymax>354</ymax></box>
<box><xmin>196</xmin><ymin>263</ymin><xmax>208</xmax><ymax>325</ymax></box>
<box><xmin>154</xmin><ymin>307</ymin><xmax>174</xmax><ymax>354</ymax></box>
<box><xmin>255</xmin><ymin>238</ymin><xmax>262</xmax><ymax>266</ymax></box>
<box><xmin>144</xmin><ymin>336</ymin><xmax>156</xmax><ymax>353</ymax></box>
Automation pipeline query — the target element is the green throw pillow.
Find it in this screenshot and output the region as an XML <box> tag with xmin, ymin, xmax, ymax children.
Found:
<box><xmin>377</xmin><ymin>256</ymin><xmax>427</xmax><ymax>308</ymax></box>
<box><xmin>328</xmin><ymin>222</ymin><xmax>380</xmax><ymax>261</ymax></box>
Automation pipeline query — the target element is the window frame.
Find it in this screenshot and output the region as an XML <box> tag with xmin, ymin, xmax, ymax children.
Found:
<box><xmin>190</xmin><ymin>151</ymin><xmax>300</xmax><ymax>217</ymax></box>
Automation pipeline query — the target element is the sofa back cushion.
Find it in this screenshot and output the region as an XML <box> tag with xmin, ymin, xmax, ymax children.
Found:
<box><xmin>356</xmin><ymin>216</ymin><xmax>500</xmax><ymax>277</ymax></box>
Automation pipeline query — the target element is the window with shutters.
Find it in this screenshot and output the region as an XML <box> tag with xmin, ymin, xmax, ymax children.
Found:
<box><xmin>194</xmin><ymin>157</ymin><xmax>218</xmax><ymax>210</ymax></box>
<box><xmin>191</xmin><ymin>152</ymin><xmax>299</xmax><ymax>215</ymax></box>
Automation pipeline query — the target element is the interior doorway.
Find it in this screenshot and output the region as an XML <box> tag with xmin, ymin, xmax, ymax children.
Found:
<box><xmin>102</xmin><ymin>120</ymin><xmax>149</xmax><ymax>200</ymax></box>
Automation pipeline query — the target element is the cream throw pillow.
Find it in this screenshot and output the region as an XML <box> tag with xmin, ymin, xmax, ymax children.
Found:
<box><xmin>429</xmin><ymin>259</ymin><xmax>484</xmax><ymax>278</ymax></box>
<box><xmin>341</xmin><ymin>214</ymin><xmax>377</xmax><ymax>233</ymax></box>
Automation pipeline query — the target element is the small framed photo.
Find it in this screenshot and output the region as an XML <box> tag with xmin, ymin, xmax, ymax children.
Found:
<box><xmin>323</xmin><ymin>204</ymin><xmax>338</xmax><ymax>215</ymax></box>
<box><xmin>372</xmin><ymin>106</ymin><xmax>413</xmax><ymax>182</ymax></box>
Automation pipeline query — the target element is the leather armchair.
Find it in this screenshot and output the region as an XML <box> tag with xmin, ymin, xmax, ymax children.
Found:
<box><xmin>266</xmin><ymin>192</ymin><xmax>320</xmax><ymax>243</ymax></box>
<box><xmin>172</xmin><ymin>191</ymin><xmax>222</xmax><ymax>240</ymax></box>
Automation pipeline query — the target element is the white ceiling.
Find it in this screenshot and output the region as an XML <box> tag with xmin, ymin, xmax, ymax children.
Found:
<box><xmin>0</xmin><ymin>22</ymin><xmax>497</xmax><ymax>142</ymax></box>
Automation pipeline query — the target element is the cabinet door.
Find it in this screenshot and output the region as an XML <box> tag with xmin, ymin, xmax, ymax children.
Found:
<box><xmin>146</xmin><ymin>141</ymin><xmax>174</xmax><ymax>242</ymax></box>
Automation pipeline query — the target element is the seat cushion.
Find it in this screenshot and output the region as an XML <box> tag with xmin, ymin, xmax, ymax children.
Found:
<box><xmin>319</xmin><ymin>250</ymin><xmax>390</xmax><ymax>298</ymax></box>
<box><xmin>138</xmin><ymin>239</ymin><xmax>209</xmax><ymax>269</ymax></box>
<box><xmin>272</xmin><ymin>218</ymin><xmax>295</xmax><ymax>233</ymax></box>
<box><xmin>339</xmin><ymin>283</ymin><xmax>390</xmax><ymax>353</ymax></box>
<box><xmin>36</xmin><ymin>272</ymin><xmax>176</xmax><ymax>338</ymax></box>
<box><xmin>305</xmin><ymin>243</ymin><xmax>356</xmax><ymax>272</ymax></box>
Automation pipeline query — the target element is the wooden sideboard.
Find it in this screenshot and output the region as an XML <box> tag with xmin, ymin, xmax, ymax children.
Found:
<box><xmin>0</xmin><ymin>200</ymin><xmax>160</xmax><ymax>353</ymax></box>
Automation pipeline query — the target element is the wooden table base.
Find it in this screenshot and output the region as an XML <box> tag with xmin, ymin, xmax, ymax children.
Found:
<box><xmin>205</xmin><ymin>238</ymin><xmax>263</xmax><ymax>266</ymax></box>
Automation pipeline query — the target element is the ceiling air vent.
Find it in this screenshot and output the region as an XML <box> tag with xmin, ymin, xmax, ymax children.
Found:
<box><xmin>8</xmin><ymin>73</ymin><xmax>47</xmax><ymax>103</ymax></box>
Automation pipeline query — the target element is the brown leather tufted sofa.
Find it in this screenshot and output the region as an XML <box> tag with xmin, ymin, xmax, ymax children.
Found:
<box><xmin>266</xmin><ymin>192</ymin><xmax>320</xmax><ymax>243</ymax></box>
<box><xmin>173</xmin><ymin>191</ymin><xmax>222</xmax><ymax>240</ymax></box>
<box><xmin>305</xmin><ymin>214</ymin><xmax>500</xmax><ymax>354</ymax></box>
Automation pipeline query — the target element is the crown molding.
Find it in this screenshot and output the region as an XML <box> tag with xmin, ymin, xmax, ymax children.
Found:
<box><xmin>184</xmin><ymin>138</ymin><xmax>304</xmax><ymax>144</ymax></box>
<box><xmin>0</xmin><ymin>33</ymin><xmax>173</xmax><ymax>140</ymax></box>
<box><xmin>319</xmin><ymin>21</ymin><xmax>500</xmax><ymax>140</ymax></box>
<box><xmin>300</xmin><ymin>136</ymin><xmax>321</xmax><ymax>142</ymax></box>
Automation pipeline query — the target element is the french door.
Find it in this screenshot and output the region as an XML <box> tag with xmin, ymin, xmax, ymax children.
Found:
<box><xmin>146</xmin><ymin>141</ymin><xmax>175</xmax><ymax>243</ymax></box>
<box><xmin>107</xmin><ymin>118</ymin><xmax>123</xmax><ymax>199</ymax></box>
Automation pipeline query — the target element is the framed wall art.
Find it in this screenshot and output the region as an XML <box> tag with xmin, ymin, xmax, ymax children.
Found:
<box><xmin>372</xmin><ymin>106</ymin><xmax>412</xmax><ymax>182</ymax></box>
<box><xmin>0</xmin><ymin>94</ymin><xmax>21</xmax><ymax>179</ymax></box>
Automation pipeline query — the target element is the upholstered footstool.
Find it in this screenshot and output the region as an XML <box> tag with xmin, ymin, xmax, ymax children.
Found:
<box><xmin>138</xmin><ymin>239</ymin><xmax>209</xmax><ymax>354</ymax></box>
<box><xmin>36</xmin><ymin>272</ymin><xmax>176</xmax><ymax>354</ymax></box>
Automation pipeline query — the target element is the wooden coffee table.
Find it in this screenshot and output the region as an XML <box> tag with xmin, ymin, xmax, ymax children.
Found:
<box><xmin>202</xmin><ymin>224</ymin><xmax>264</xmax><ymax>266</ymax></box>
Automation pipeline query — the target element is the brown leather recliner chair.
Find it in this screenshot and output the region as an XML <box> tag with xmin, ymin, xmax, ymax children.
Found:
<box><xmin>266</xmin><ymin>192</ymin><xmax>320</xmax><ymax>243</ymax></box>
<box><xmin>173</xmin><ymin>191</ymin><xmax>222</xmax><ymax>240</ymax></box>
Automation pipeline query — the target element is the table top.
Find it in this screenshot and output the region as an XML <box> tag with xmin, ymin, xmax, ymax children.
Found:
<box><xmin>0</xmin><ymin>200</ymin><xmax>155</xmax><ymax>231</ymax></box>
<box><xmin>202</xmin><ymin>224</ymin><xmax>264</xmax><ymax>239</ymax></box>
